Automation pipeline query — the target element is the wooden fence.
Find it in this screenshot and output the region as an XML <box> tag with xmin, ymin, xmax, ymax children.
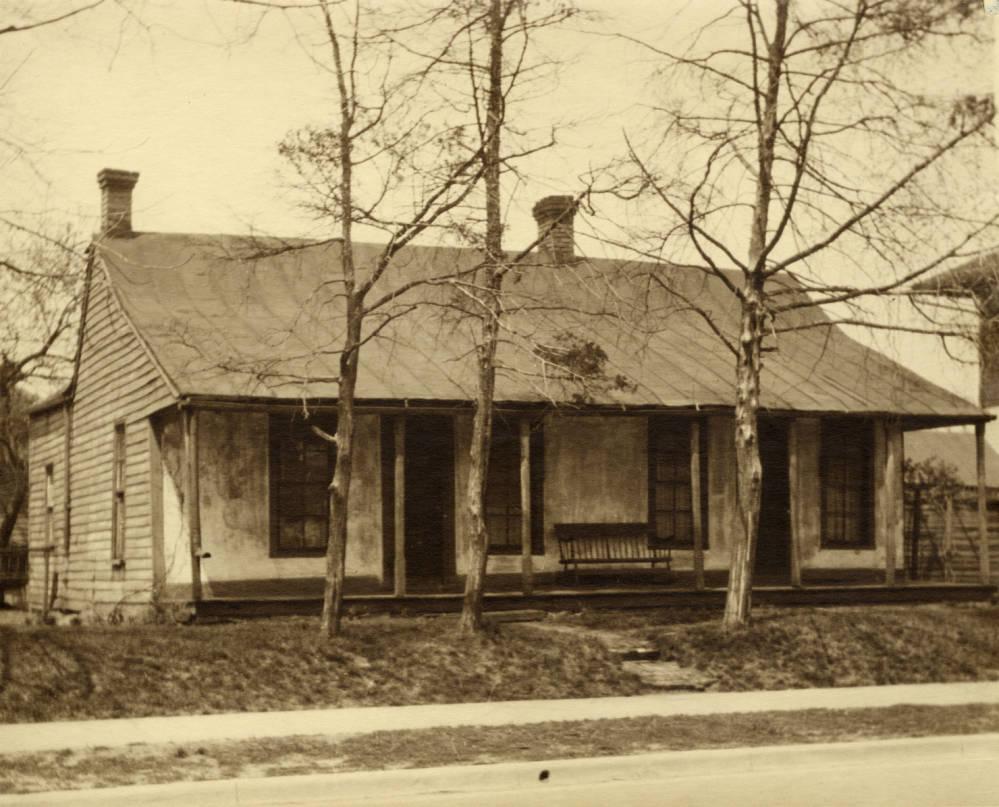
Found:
<box><xmin>904</xmin><ymin>487</ymin><xmax>999</xmax><ymax>583</ymax></box>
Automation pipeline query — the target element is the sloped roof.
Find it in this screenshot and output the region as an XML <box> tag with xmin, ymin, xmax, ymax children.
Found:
<box><xmin>912</xmin><ymin>252</ymin><xmax>999</xmax><ymax>298</ymax></box>
<box><xmin>905</xmin><ymin>430</ymin><xmax>999</xmax><ymax>487</ymax></box>
<box><xmin>92</xmin><ymin>232</ymin><xmax>985</xmax><ymax>420</ymax></box>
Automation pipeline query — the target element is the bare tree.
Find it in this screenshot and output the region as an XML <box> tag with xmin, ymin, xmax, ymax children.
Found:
<box><xmin>2</xmin><ymin>3</ymin><xmax>138</xmax><ymax>552</ymax></box>
<box><xmin>615</xmin><ymin>0</ymin><xmax>995</xmax><ymax>628</ymax></box>
<box><xmin>0</xmin><ymin>224</ymin><xmax>83</xmax><ymax>548</ymax></box>
<box><xmin>226</xmin><ymin>0</ymin><xmax>518</xmax><ymax>639</ymax></box>
<box><xmin>404</xmin><ymin>0</ymin><xmax>578</xmax><ymax>634</ymax></box>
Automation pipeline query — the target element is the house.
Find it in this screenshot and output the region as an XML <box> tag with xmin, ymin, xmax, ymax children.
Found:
<box><xmin>25</xmin><ymin>169</ymin><xmax>996</xmax><ymax>618</ymax></box>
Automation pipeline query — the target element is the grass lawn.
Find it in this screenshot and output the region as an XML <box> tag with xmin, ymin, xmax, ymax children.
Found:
<box><xmin>0</xmin><ymin>614</ymin><xmax>643</xmax><ymax>723</ymax></box>
<box><xmin>564</xmin><ymin>603</ymin><xmax>999</xmax><ymax>691</ymax></box>
<box><xmin>0</xmin><ymin>604</ymin><xmax>997</xmax><ymax>723</ymax></box>
<box><xmin>3</xmin><ymin>703</ymin><xmax>999</xmax><ymax>794</ymax></box>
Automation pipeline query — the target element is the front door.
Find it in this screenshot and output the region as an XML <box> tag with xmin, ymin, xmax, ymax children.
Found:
<box><xmin>404</xmin><ymin>415</ymin><xmax>454</xmax><ymax>584</ymax></box>
<box><xmin>756</xmin><ymin>419</ymin><xmax>791</xmax><ymax>581</ymax></box>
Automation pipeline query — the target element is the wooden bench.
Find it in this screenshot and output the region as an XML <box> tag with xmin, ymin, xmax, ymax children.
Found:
<box><xmin>554</xmin><ymin>522</ymin><xmax>673</xmax><ymax>583</ymax></box>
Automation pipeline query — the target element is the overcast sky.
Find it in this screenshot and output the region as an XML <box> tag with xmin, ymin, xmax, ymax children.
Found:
<box><xmin>4</xmin><ymin>0</ymin><xmax>996</xmax><ymax>409</ymax></box>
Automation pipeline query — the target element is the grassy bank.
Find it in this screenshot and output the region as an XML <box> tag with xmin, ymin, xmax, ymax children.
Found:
<box><xmin>4</xmin><ymin>703</ymin><xmax>999</xmax><ymax>794</ymax></box>
<box><xmin>0</xmin><ymin>604</ymin><xmax>997</xmax><ymax>723</ymax></box>
<box><xmin>568</xmin><ymin>604</ymin><xmax>999</xmax><ymax>691</ymax></box>
<box><xmin>0</xmin><ymin>615</ymin><xmax>642</xmax><ymax>723</ymax></box>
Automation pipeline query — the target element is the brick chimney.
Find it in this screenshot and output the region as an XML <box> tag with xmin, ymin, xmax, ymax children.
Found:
<box><xmin>532</xmin><ymin>195</ymin><xmax>576</xmax><ymax>264</ymax></box>
<box><xmin>98</xmin><ymin>168</ymin><xmax>140</xmax><ymax>237</ymax></box>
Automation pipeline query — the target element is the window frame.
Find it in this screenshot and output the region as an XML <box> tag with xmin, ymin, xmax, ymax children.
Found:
<box><xmin>647</xmin><ymin>417</ymin><xmax>708</xmax><ymax>549</ymax></box>
<box><xmin>44</xmin><ymin>463</ymin><xmax>55</xmax><ymax>547</ymax></box>
<box><xmin>485</xmin><ymin>416</ymin><xmax>545</xmax><ymax>556</ymax></box>
<box><xmin>268</xmin><ymin>413</ymin><xmax>337</xmax><ymax>558</ymax></box>
<box><xmin>111</xmin><ymin>422</ymin><xmax>126</xmax><ymax>562</ymax></box>
<box><xmin>819</xmin><ymin>418</ymin><xmax>875</xmax><ymax>549</ymax></box>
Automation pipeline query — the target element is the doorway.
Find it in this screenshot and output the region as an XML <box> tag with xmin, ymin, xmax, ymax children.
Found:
<box><xmin>404</xmin><ymin>415</ymin><xmax>455</xmax><ymax>585</ymax></box>
<box><xmin>756</xmin><ymin>419</ymin><xmax>791</xmax><ymax>581</ymax></box>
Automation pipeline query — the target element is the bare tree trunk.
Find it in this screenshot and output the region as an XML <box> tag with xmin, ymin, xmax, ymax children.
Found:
<box><xmin>723</xmin><ymin>288</ymin><xmax>764</xmax><ymax>628</ymax></box>
<box><xmin>459</xmin><ymin>313</ymin><xmax>499</xmax><ymax>632</ymax></box>
<box><xmin>722</xmin><ymin>0</ymin><xmax>787</xmax><ymax>630</ymax></box>
<box><xmin>321</xmin><ymin>311</ymin><xmax>360</xmax><ymax>638</ymax></box>
<box><xmin>459</xmin><ymin>0</ymin><xmax>504</xmax><ymax>634</ymax></box>
<box><xmin>319</xmin><ymin>0</ymin><xmax>357</xmax><ymax>640</ymax></box>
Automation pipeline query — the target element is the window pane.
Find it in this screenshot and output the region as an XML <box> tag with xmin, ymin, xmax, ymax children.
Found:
<box><xmin>303</xmin><ymin>516</ymin><xmax>325</xmax><ymax>549</ymax></box>
<box><xmin>821</xmin><ymin>420</ymin><xmax>871</xmax><ymax>547</ymax></box>
<box><xmin>271</xmin><ymin>415</ymin><xmax>336</xmax><ymax>552</ymax></box>
<box><xmin>655</xmin><ymin>512</ymin><xmax>674</xmax><ymax>540</ymax></box>
<box><xmin>674</xmin><ymin>511</ymin><xmax>692</xmax><ymax>542</ymax></box>
<box><xmin>303</xmin><ymin>484</ymin><xmax>327</xmax><ymax>517</ymax></box>
<box><xmin>655</xmin><ymin>483</ymin><xmax>674</xmax><ymax>510</ymax></box>
<box><xmin>279</xmin><ymin>517</ymin><xmax>304</xmax><ymax>549</ymax></box>
<box><xmin>674</xmin><ymin>483</ymin><xmax>691</xmax><ymax>512</ymax></box>
<box><xmin>487</xmin><ymin>425</ymin><xmax>521</xmax><ymax>550</ymax></box>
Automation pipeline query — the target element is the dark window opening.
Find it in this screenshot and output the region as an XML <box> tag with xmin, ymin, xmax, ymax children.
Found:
<box><xmin>648</xmin><ymin>418</ymin><xmax>708</xmax><ymax>547</ymax></box>
<box><xmin>269</xmin><ymin>413</ymin><xmax>337</xmax><ymax>556</ymax></box>
<box><xmin>44</xmin><ymin>463</ymin><xmax>55</xmax><ymax>547</ymax></box>
<box><xmin>112</xmin><ymin>423</ymin><xmax>126</xmax><ymax>560</ymax></box>
<box><xmin>486</xmin><ymin>417</ymin><xmax>544</xmax><ymax>555</ymax></box>
<box><xmin>821</xmin><ymin>419</ymin><xmax>873</xmax><ymax>548</ymax></box>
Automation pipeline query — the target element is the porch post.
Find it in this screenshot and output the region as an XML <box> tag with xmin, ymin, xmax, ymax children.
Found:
<box><xmin>881</xmin><ymin>420</ymin><xmax>902</xmax><ymax>586</ymax></box>
<box><xmin>393</xmin><ymin>417</ymin><xmax>406</xmax><ymax>596</ymax></box>
<box><xmin>976</xmin><ymin>422</ymin><xmax>990</xmax><ymax>584</ymax></box>
<box><xmin>690</xmin><ymin>420</ymin><xmax>704</xmax><ymax>590</ymax></box>
<box><xmin>520</xmin><ymin>418</ymin><xmax>533</xmax><ymax>595</ymax></box>
<box><xmin>787</xmin><ymin>421</ymin><xmax>802</xmax><ymax>588</ymax></box>
<box><xmin>183</xmin><ymin>407</ymin><xmax>203</xmax><ymax>602</ymax></box>
<box><xmin>148</xmin><ymin>420</ymin><xmax>165</xmax><ymax>594</ymax></box>
<box><xmin>943</xmin><ymin>494</ymin><xmax>954</xmax><ymax>582</ymax></box>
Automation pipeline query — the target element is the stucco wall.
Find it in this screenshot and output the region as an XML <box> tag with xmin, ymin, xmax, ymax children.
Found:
<box><xmin>157</xmin><ymin>409</ymin><xmax>383</xmax><ymax>586</ymax></box>
<box><xmin>153</xmin><ymin>408</ymin><xmax>905</xmax><ymax>586</ymax></box>
<box><xmin>456</xmin><ymin>413</ymin><xmax>652</xmax><ymax>574</ymax></box>
<box><xmin>702</xmin><ymin>415</ymin><xmax>739</xmax><ymax>570</ymax></box>
<box><xmin>459</xmin><ymin>413</ymin><xmax>754</xmax><ymax>575</ymax></box>
<box><xmin>797</xmin><ymin>417</ymin><xmax>901</xmax><ymax>571</ymax></box>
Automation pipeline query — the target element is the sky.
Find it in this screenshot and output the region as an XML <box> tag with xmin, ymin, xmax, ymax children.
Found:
<box><xmin>3</xmin><ymin>0</ymin><xmax>997</xmax><ymax>411</ymax></box>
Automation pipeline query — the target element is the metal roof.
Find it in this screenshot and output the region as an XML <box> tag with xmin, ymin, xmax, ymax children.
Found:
<box><xmin>93</xmin><ymin>232</ymin><xmax>985</xmax><ymax>421</ymax></box>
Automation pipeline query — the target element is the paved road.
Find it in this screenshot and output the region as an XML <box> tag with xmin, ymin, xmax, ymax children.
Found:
<box><xmin>6</xmin><ymin>733</ymin><xmax>999</xmax><ymax>806</ymax></box>
<box><xmin>333</xmin><ymin>734</ymin><xmax>999</xmax><ymax>807</ymax></box>
<box><xmin>346</xmin><ymin>756</ymin><xmax>999</xmax><ymax>807</ymax></box>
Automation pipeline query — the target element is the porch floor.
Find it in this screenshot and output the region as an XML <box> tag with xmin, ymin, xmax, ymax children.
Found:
<box><xmin>195</xmin><ymin>574</ymin><xmax>996</xmax><ymax>619</ymax></box>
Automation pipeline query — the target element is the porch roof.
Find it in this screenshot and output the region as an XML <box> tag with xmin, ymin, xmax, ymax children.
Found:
<box><xmin>94</xmin><ymin>232</ymin><xmax>985</xmax><ymax>422</ymax></box>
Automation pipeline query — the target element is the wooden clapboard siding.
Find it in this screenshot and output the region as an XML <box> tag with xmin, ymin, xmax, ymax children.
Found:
<box><xmin>56</xmin><ymin>262</ymin><xmax>176</xmax><ymax>612</ymax></box>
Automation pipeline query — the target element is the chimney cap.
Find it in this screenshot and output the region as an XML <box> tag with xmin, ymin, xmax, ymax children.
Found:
<box><xmin>97</xmin><ymin>168</ymin><xmax>140</xmax><ymax>189</ymax></box>
<box><xmin>532</xmin><ymin>195</ymin><xmax>576</xmax><ymax>219</ymax></box>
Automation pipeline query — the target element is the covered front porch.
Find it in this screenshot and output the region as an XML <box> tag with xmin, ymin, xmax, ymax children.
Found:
<box><xmin>160</xmin><ymin>402</ymin><xmax>996</xmax><ymax>617</ymax></box>
<box><xmin>194</xmin><ymin>572</ymin><xmax>996</xmax><ymax>619</ymax></box>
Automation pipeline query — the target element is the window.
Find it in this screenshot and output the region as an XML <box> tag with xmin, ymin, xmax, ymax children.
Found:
<box><xmin>44</xmin><ymin>463</ymin><xmax>55</xmax><ymax>547</ymax></box>
<box><xmin>269</xmin><ymin>414</ymin><xmax>336</xmax><ymax>556</ymax></box>
<box><xmin>485</xmin><ymin>418</ymin><xmax>544</xmax><ymax>554</ymax></box>
<box><xmin>112</xmin><ymin>423</ymin><xmax>126</xmax><ymax>561</ymax></box>
<box><xmin>648</xmin><ymin>418</ymin><xmax>708</xmax><ymax>546</ymax></box>
<box><xmin>821</xmin><ymin>419</ymin><xmax>873</xmax><ymax>548</ymax></box>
